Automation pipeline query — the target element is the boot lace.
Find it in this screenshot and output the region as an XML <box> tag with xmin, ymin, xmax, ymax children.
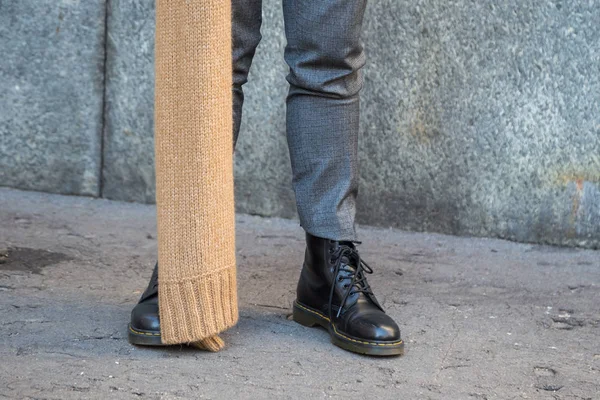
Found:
<box><xmin>327</xmin><ymin>240</ymin><xmax>374</xmax><ymax>318</ymax></box>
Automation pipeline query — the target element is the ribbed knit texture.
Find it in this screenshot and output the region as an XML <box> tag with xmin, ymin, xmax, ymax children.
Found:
<box><xmin>190</xmin><ymin>335</ymin><xmax>226</xmax><ymax>352</ymax></box>
<box><xmin>154</xmin><ymin>0</ymin><xmax>238</xmax><ymax>345</ymax></box>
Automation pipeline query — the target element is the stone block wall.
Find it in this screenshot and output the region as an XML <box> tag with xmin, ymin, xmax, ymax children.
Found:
<box><xmin>1</xmin><ymin>0</ymin><xmax>599</xmax><ymax>248</ymax></box>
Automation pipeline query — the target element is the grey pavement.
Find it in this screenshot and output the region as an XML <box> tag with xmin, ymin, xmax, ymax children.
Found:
<box><xmin>0</xmin><ymin>187</ymin><xmax>599</xmax><ymax>399</ymax></box>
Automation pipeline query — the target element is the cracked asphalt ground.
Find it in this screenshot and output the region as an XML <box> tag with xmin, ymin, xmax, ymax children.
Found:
<box><xmin>0</xmin><ymin>187</ymin><xmax>599</xmax><ymax>399</ymax></box>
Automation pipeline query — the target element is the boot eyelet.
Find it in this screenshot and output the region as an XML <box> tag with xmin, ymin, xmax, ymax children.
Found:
<box><xmin>329</xmin><ymin>258</ymin><xmax>335</xmax><ymax>264</ymax></box>
<box><xmin>343</xmin><ymin>284</ymin><xmax>349</xmax><ymax>289</ymax></box>
<box><xmin>337</xmin><ymin>276</ymin><xmax>344</xmax><ymax>282</ymax></box>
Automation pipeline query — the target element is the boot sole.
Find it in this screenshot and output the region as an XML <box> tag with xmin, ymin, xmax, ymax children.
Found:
<box><xmin>128</xmin><ymin>324</ymin><xmax>164</xmax><ymax>346</ymax></box>
<box><xmin>292</xmin><ymin>300</ymin><xmax>404</xmax><ymax>356</ymax></box>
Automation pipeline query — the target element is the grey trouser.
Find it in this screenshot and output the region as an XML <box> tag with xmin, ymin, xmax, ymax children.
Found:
<box><xmin>232</xmin><ymin>0</ymin><xmax>368</xmax><ymax>241</ymax></box>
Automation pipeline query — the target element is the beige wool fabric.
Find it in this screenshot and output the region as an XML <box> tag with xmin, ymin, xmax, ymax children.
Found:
<box><xmin>153</xmin><ymin>0</ymin><xmax>238</xmax><ymax>346</ymax></box>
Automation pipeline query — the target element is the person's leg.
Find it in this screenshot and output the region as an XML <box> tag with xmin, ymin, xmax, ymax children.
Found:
<box><xmin>282</xmin><ymin>0</ymin><xmax>404</xmax><ymax>356</ymax></box>
<box><xmin>282</xmin><ymin>0</ymin><xmax>367</xmax><ymax>242</ymax></box>
<box><xmin>129</xmin><ymin>0</ymin><xmax>263</xmax><ymax>347</ymax></box>
<box><xmin>232</xmin><ymin>0</ymin><xmax>263</xmax><ymax>148</ymax></box>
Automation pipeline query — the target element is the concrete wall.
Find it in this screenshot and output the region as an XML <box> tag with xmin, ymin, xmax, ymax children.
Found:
<box><xmin>102</xmin><ymin>0</ymin><xmax>156</xmax><ymax>203</ymax></box>
<box><xmin>0</xmin><ymin>1</ymin><xmax>105</xmax><ymax>196</ymax></box>
<box><xmin>1</xmin><ymin>0</ymin><xmax>599</xmax><ymax>249</ymax></box>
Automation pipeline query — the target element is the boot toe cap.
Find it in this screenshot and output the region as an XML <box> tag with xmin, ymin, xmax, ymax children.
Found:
<box><xmin>130</xmin><ymin>302</ymin><xmax>160</xmax><ymax>332</ymax></box>
<box><xmin>344</xmin><ymin>311</ymin><xmax>401</xmax><ymax>342</ymax></box>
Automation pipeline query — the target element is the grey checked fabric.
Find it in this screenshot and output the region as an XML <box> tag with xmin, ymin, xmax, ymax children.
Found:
<box><xmin>232</xmin><ymin>0</ymin><xmax>368</xmax><ymax>241</ymax></box>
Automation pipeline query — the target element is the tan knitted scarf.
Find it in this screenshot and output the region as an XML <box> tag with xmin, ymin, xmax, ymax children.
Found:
<box><xmin>154</xmin><ymin>0</ymin><xmax>237</xmax><ymax>349</ymax></box>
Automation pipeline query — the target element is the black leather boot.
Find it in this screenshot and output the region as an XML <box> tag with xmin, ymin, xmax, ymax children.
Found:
<box><xmin>293</xmin><ymin>232</ymin><xmax>404</xmax><ymax>356</ymax></box>
<box><xmin>128</xmin><ymin>262</ymin><xmax>163</xmax><ymax>345</ymax></box>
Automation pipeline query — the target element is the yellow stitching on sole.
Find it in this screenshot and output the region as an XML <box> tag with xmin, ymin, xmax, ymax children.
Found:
<box><xmin>129</xmin><ymin>325</ymin><xmax>161</xmax><ymax>337</ymax></box>
<box><xmin>294</xmin><ymin>301</ymin><xmax>404</xmax><ymax>347</ymax></box>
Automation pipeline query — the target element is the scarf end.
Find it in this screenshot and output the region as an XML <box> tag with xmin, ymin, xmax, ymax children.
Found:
<box><xmin>158</xmin><ymin>265</ymin><xmax>238</xmax><ymax>345</ymax></box>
